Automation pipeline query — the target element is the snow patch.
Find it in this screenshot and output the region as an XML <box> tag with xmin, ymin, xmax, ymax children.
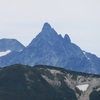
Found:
<box><xmin>83</xmin><ymin>51</ymin><xmax>90</xmax><ymax>60</ymax></box>
<box><xmin>76</xmin><ymin>84</ymin><xmax>89</xmax><ymax>91</ymax></box>
<box><xmin>0</xmin><ymin>50</ymin><xmax>11</xmax><ymax>57</ymax></box>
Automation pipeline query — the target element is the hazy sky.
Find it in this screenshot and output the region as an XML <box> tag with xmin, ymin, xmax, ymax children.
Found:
<box><xmin>0</xmin><ymin>0</ymin><xmax>100</xmax><ymax>57</ymax></box>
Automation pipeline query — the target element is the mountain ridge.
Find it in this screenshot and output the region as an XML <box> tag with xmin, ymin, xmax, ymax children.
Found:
<box><xmin>0</xmin><ymin>64</ymin><xmax>100</xmax><ymax>100</ymax></box>
<box><xmin>0</xmin><ymin>22</ymin><xmax>100</xmax><ymax>74</ymax></box>
<box><xmin>0</xmin><ymin>38</ymin><xmax>25</xmax><ymax>52</ymax></box>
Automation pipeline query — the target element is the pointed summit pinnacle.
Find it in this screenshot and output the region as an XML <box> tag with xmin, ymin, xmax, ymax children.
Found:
<box><xmin>64</xmin><ymin>34</ymin><xmax>71</xmax><ymax>43</ymax></box>
<box><xmin>42</xmin><ymin>22</ymin><xmax>52</xmax><ymax>32</ymax></box>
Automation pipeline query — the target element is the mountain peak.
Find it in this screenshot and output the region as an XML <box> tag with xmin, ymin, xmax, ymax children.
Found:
<box><xmin>42</xmin><ymin>22</ymin><xmax>52</xmax><ymax>32</ymax></box>
<box><xmin>0</xmin><ymin>38</ymin><xmax>25</xmax><ymax>52</ymax></box>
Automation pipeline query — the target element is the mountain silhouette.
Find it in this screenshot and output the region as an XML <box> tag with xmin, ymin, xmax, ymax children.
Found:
<box><xmin>0</xmin><ymin>23</ymin><xmax>100</xmax><ymax>74</ymax></box>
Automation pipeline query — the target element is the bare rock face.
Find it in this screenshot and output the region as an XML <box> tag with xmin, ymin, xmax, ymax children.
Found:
<box><xmin>34</xmin><ymin>65</ymin><xmax>100</xmax><ymax>100</ymax></box>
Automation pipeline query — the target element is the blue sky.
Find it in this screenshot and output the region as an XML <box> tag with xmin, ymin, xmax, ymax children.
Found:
<box><xmin>0</xmin><ymin>0</ymin><xmax>100</xmax><ymax>57</ymax></box>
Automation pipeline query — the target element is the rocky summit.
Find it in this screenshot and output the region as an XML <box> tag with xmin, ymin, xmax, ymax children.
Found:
<box><xmin>0</xmin><ymin>23</ymin><xmax>100</xmax><ymax>74</ymax></box>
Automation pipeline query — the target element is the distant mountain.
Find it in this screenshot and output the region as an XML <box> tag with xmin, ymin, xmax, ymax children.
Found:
<box><xmin>0</xmin><ymin>64</ymin><xmax>100</xmax><ymax>100</ymax></box>
<box><xmin>0</xmin><ymin>23</ymin><xmax>100</xmax><ymax>74</ymax></box>
<box><xmin>0</xmin><ymin>38</ymin><xmax>25</xmax><ymax>52</ymax></box>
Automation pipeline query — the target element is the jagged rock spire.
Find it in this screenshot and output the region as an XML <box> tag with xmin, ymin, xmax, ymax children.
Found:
<box><xmin>64</xmin><ymin>34</ymin><xmax>71</xmax><ymax>43</ymax></box>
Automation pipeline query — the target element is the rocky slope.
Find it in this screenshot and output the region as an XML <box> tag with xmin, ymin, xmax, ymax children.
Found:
<box><xmin>0</xmin><ymin>64</ymin><xmax>100</xmax><ymax>100</ymax></box>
